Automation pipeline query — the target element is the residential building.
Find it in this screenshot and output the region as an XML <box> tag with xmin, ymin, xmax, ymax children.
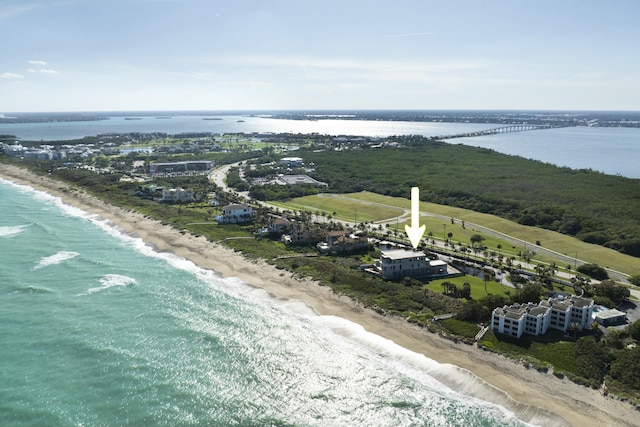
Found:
<box><xmin>267</xmin><ymin>217</ymin><xmax>292</xmax><ymax>234</ymax></box>
<box><xmin>317</xmin><ymin>230</ymin><xmax>369</xmax><ymax>254</ymax></box>
<box><xmin>218</xmin><ymin>203</ymin><xmax>254</xmax><ymax>224</ymax></box>
<box><xmin>374</xmin><ymin>249</ymin><xmax>430</xmax><ymax>280</ymax></box>
<box><xmin>161</xmin><ymin>187</ymin><xmax>194</xmax><ymax>203</ymax></box>
<box><xmin>281</xmin><ymin>223</ymin><xmax>324</xmax><ymax>246</ymax></box>
<box><xmin>539</xmin><ymin>295</ymin><xmax>594</xmax><ymax>331</ymax></box>
<box><xmin>491</xmin><ymin>303</ymin><xmax>551</xmax><ymax>338</ymax></box>
<box><xmin>491</xmin><ymin>295</ymin><xmax>595</xmax><ymax>339</ymax></box>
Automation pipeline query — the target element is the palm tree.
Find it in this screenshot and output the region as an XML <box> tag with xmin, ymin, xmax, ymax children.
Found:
<box><xmin>590</xmin><ymin>321</ymin><xmax>601</xmax><ymax>341</ymax></box>
<box><xmin>569</xmin><ymin>322</ymin><xmax>581</xmax><ymax>340</ymax></box>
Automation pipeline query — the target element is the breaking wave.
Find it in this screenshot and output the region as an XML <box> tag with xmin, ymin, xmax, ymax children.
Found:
<box><xmin>33</xmin><ymin>251</ymin><xmax>79</xmax><ymax>270</ymax></box>
<box><xmin>80</xmin><ymin>274</ymin><xmax>137</xmax><ymax>295</ymax></box>
<box><xmin>0</xmin><ymin>224</ymin><xmax>31</xmax><ymax>238</ymax></box>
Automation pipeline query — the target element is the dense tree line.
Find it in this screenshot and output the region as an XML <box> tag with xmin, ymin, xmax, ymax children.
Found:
<box><xmin>298</xmin><ymin>137</ymin><xmax>640</xmax><ymax>257</ymax></box>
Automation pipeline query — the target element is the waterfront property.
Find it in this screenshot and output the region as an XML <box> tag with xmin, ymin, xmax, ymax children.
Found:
<box><xmin>491</xmin><ymin>295</ymin><xmax>595</xmax><ymax>339</ymax></box>
<box><xmin>161</xmin><ymin>187</ymin><xmax>194</xmax><ymax>203</ymax></box>
<box><xmin>217</xmin><ymin>203</ymin><xmax>254</xmax><ymax>224</ymax></box>
<box><xmin>594</xmin><ymin>308</ymin><xmax>627</xmax><ymax>326</ymax></box>
<box><xmin>372</xmin><ymin>249</ymin><xmax>452</xmax><ymax>280</ymax></box>
<box><xmin>316</xmin><ymin>230</ymin><xmax>369</xmax><ymax>255</ymax></box>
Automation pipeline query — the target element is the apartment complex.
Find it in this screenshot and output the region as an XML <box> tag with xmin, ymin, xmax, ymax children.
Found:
<box><xmin>491</xmin><ymin>295</ymin><xmax>594</xmax><ymax>339</ymax></box>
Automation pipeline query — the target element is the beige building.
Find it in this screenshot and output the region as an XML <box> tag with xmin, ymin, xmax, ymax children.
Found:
<box><xmin>374</xmin><ymin>249</ymin><xmax>448</xmax><ymax>280</ymax></box>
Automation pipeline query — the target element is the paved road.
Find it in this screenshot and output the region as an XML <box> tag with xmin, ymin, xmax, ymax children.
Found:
<box><xmin>209</xmin><ymin>164</ymin><xmax>631</xmax><ymax>283</ymax></box>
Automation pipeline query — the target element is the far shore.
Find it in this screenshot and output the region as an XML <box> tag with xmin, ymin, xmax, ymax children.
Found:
<box><xmin>1</xmin><ymin>163</ymin><xmax>638</xmax><ymax>427</ymax></box>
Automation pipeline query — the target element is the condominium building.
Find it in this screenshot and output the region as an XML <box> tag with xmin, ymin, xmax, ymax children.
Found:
<box><xmin>491</xmin><ymin>295</ymin><xmax>594</xmax><ymax>339</ymax></box>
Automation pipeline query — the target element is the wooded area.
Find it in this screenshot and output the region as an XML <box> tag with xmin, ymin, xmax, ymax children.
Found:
<box><xmin>298</xmin><ymin>136</ymin><xmax>640</xmax><ymax>257</ymax></box>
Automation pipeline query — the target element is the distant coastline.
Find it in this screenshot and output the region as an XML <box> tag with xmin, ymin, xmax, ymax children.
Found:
<box><xmin>2</xmin><ymin>109</ymin><xmax>640</xmax><ymax>127</ymax></box>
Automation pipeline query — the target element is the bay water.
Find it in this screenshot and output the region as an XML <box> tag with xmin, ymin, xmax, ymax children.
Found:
<box><xmin>0</xmin><ymin>179</ymin><xmax>548</xmax><ymax>426</ymax></box>
<box><xmin>2</xmin><ymin>114</ymin><xmax>638</xmax><ymax>178</ymax></box>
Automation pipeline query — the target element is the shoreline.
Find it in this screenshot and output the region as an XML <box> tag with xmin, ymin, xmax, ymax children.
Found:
<box><xmin>1</xmin><ymin>163</ymin><xmax>636</xmax><ymax>427</ymax></box>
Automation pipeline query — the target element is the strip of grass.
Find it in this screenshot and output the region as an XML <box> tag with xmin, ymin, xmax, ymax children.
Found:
<box><xmin>272</xmin><ymin>195</ymin><xmax>402</xmax><ymax>224</ymax></box>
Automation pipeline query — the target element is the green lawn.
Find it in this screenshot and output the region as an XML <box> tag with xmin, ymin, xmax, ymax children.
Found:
<box><xmin>425</xmin><ymin>275</ymin><xmax>512</xmax><ymax>300</ymax></box>
<box><xmin>271</xmin><ymin>195</ymin><xmax>403</xmax><ymax>224</ymax></box>
<box><xmin>281</xmin><ymin>191</ymin><xmax>640</xmax><ymax>276</ymax></box>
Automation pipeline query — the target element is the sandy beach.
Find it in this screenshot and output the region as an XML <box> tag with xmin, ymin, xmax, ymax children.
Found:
<box><xmin>1</xmin><ymin>163</ymin><xmax>637</xmax><ymax>427</ymax></box>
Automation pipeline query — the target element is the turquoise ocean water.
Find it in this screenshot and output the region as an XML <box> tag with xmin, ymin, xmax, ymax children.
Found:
<box><xmin>0</xmin><ymin>180</ymin><xmax>555</xmax><ymax>426</ymax></box>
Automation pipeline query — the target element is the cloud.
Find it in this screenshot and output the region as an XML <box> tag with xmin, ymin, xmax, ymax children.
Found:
<box><xmin>29</xmin><ymin>60</ymin><xmax>47</xmax><ymax>66</ymax></box>
<box><xmin>28</xmin><ymin>68</ymin><xmax>58</xmax><ymax>74</ymax></box>
<box><xmin>0</xmin><ymin>72</ymin><xmax>24</xmax><ymax>79</ymax></box>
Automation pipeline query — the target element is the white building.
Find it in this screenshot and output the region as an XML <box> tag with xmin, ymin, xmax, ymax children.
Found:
<box><xmin>492</xmin><ymin>303</ymin><xmax>551</xmax><ymax>338</ymax></box>
<box><xmin>540</xmin><ymin>295</ymin><xmax>594</xmax><ymax>332</ymax></box>
<box><xmin>218</xmin><ymin>203</ymin><xmax>254</xmax><ymax>224</ymax></box>
<box><xmin>279</xmin><ymin>157</ymin><xmax>304</xmax><ymax>168</ymax></box>
<box><xmin>161</xmin><ymin>187</ymin><xmax>194</xmax><ymax>203</ymax></box>
<box><xmin>491</xmin><ymin>295</ymin><xmax>594</xmax><ymax>339</ymax></box>
<box><xmin>373</xmin><ymin>249</ymin><xmax>450</xmax><ymax>280</ymax></box>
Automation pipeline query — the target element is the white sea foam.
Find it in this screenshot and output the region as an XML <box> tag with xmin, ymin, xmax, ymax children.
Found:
<box><xmin>33</xmin><ymin>251</ymin><xmax>79</xmax><ymax>270</ymax></box>
<box><xmin>80</xmin><ymin>274</ymin><xmax>137</xmax><ymax>295</ymax></box>
<box><xmin>0</xmin><ymin>178</ymin><xmax>560</xmax><ymax>426</ymax></box>
<box><xmin>0</xmin><ymin>224</ymin><xmax>31</xmax><ymax>237</ymax></box>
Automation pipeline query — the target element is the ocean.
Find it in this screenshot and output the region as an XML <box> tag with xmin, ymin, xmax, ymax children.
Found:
<box><xmin>2</xmin><ymin>114</ymin><xmax>639</xmax><ymax>178</ymax></box>
<box><xmin>0</xmin><ymin>180</ymin><xmax>544</xmax><ymax>426</ymax></box>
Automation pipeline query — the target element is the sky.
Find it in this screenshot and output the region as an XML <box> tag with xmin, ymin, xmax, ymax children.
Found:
<box><xmin>1</xmin><ymin>0</ymin><xmax>639</xmax><ymax>112</ymax></box>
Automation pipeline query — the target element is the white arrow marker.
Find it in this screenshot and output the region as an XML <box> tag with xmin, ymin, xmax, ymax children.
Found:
<box><xmin>405</xmin><ymin>187</ymin><xmax>426</xmax><ymax>249</ymax></box>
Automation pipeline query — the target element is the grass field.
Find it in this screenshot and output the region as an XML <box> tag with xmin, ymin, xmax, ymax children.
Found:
<box><xmin>277</xmin><ymin>191</ymin><xmax>640</xmax><ymax>276</ymax></box>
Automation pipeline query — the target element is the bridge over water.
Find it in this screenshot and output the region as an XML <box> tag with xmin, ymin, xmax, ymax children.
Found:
<box><xmin>438</xmin><ymin>124</ymin><xmax>564</xmax><ymax>140</ymax></box>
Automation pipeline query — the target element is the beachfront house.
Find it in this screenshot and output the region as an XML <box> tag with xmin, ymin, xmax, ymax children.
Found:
<box><xmin>161</xmin><ymin>187</ymin><xmax>194</xmax><ymax>203</ymax></box>
<box><xmin>217</xmin><ymin>203</ymin><xmax>254</xmax><ymax>224</ymax></box>
<box><xmin>317</xmin><ymin>230</ymin><xmax>369</xmax><ymax>255</ymax></box>
<box><xmin>267</xmin><ymin>217</ymin><xmax>292</xmax><ymax>234</ymax></box>
<box><xmin>369</xmin><ymin>249</ymin><xmax>454</xmax><ymax>280</ymax></box>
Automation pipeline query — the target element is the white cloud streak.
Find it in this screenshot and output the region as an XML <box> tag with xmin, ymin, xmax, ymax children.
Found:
<box><xmin>29</xmin><ymin>60</ymin><xmax>47</xmax><ymax>66</ymax></box>
<box><xmin>0</xmin><ymin>72</ymin><xmax>24</xmax><ymax>79</ymax></box>
<box><xmin>28</xmin><ymin>68</ymin><xmax>58</xmax><ymax>74</ymax></box>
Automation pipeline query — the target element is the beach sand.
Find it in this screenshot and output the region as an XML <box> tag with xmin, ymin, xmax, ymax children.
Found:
<box><xmin>1</xmin><ymin>163</ymin><xmax>637</xmax><ymax>427</ymax></box>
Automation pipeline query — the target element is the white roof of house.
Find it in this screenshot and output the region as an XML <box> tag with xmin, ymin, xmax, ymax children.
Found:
<box><xmin>595</xmin><ymin>309</ymin><xmax>626</xmax><ymax>320</ymax></box>
<box><xmin>381</xmin><ymin>249</ymin><xmax>425</xmax><ymax>260</ymax></box>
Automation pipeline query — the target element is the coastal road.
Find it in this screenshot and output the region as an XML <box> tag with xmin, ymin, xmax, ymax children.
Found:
<box><xmin>209</xmin><ymin>164</ymin><xmax>630</xmax><ymax>283</ymax></box>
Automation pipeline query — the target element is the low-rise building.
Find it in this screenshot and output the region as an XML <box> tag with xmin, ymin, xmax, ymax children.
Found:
<box><xmin>491</xmin><ymin>295</ymin><xmax>595</xmax><ymax>339</ymax></box>
<box><xmin>492</xmin><ymin>303</ymin><xmax>551</xmax><ymax>338</ymax></box>
<box><xmin>374</xmin><ymin>249</ymin><xmax>430</xmax><ymax>280</ymax></box>
<box><xmin>279</xmin><ymin>157</ymin><xmax>304</xmax><ymax>168</ymax></box>
<box><xmin>273</xmin><ymin>174</ymin><xmax>327</xmax><ymax>187</ymax></box>
<box><xmin>217</xmin><ymin>203</ymin><xmax>254</xmax><ymax>224</ymax></box>
<box><xmin>149</xmin><ymin>160</ymin><xmax>214</xmax><ymax>174</ymax></box>
<box><xmin>539</xmin><ymin>295</ymin><xmax>594</xmax><ymax>332</ymax></box>
<box><xmin>317</xmin><ymin>230</ymin><xmax>369</xmax><ymax>254</ymax></box>
<box><xmin>161</xmin><ymin>187</ymin><xmax>194</xmax><ymax>203</ymax></box>
<box><xmin>594</xmin><ymin>308</ymin><xmax>627</xmax><ymax>326</ymax></box>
